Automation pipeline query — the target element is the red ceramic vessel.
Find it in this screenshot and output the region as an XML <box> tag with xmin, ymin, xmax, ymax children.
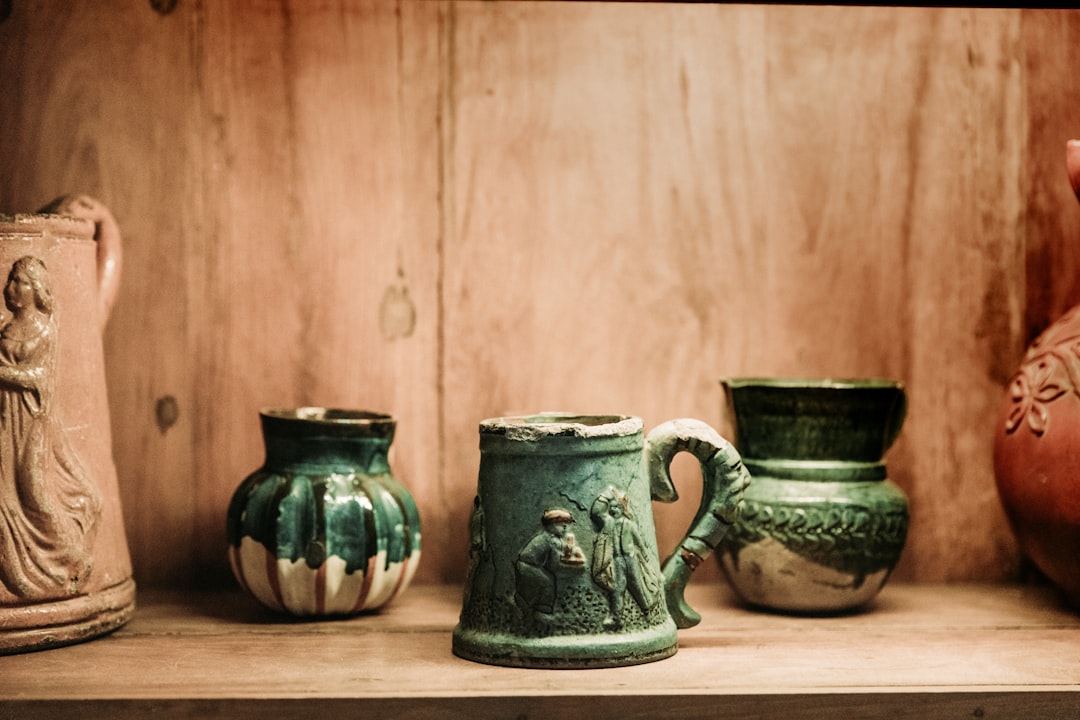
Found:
<box><xmin>994</xmin><ymin>140</ymin><xmax>1080</xmax><ymax>606</ymax></box>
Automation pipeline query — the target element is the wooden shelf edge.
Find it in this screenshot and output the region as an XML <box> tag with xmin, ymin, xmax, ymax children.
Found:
<box><xmin>4</xmin><ymin>691</ymin><xmax>1080</xmax><ymax>720</ymax></box>
<box><xmin>1</xmin><ymin>583</ymin><xmax>1078</xmax><ymax>719</ymax></box>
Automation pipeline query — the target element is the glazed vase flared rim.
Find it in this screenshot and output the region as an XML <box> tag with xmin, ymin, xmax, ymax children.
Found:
<box><xmin>721</xmin><ymin>377</ymin><xmax>904</xmax><ymax>391</ymax></box>
<box><xmin>260</xmin><ymin>407</ymin><xmax>393</xmax><ymax>423</ymax></box>
<box><xmin>259</xmin><ymin>407</ymin><xmax>396</xmax><ymax>439</ymax></box>
<box><xmin>720</xmin><ymin>377</ymin><xmax>907</xmax><ymax>462</ymax></box>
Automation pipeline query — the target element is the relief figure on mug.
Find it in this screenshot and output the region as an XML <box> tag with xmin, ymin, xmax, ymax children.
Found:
<box><xmin>0</xmin><ymin>256</ymin><xmax>101</xmax><ymax>601</ymax></box>
<box><xmin>512</xmin><ymin>508</ymin><xmax>586</xmax><ymax>632</ymax></box>
<box><xmin>461</xmin><ymin>495</ymin><xmax>492</xmax><ymax>617</ymax></box>
<box><xmin>590</xmin><ymin>485</ymin><xmax>661</xmax><ymax>630</ymax></box>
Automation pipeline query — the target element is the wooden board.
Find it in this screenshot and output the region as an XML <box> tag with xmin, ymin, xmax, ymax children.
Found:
<box><xmin>1021</xmin><ymin>11</ymin><xmax>1080</xmax><ymax>337</ymax></box>
<box><xmin>0</xmin><ymin>0</ymin><xmax>444</xmax><ymax>587</ymax></box>
<box><xmin>1</xmin><ymin>583</ymin><xmax>1079</xmax><ymax>718</ymax></box>
<box><xmin>440</xmin><ymin>4</ymin><xmax>1035</xmax><ymax>583</ymax></box>
<box><xmin>1</xmin><ymin>3</ymin><xmax>1078</xmax><ymax>590</ymax></box>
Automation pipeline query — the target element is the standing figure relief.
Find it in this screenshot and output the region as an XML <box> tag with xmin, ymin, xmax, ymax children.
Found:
<box><xmin>0</xmin><ymin>256</ymin><xmax>102</xmax><ymax>601</ymax></box>
<box><xmin>590</xmin><ymin>485</ymin><xmax>661</xmax><ymax>630</ymax></box>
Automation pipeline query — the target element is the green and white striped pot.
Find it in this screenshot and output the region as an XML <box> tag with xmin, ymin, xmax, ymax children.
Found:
<box><xmin>227</xmin><ymin>408</ymin><xmax>421</xmax><ymax>616</ymax></box>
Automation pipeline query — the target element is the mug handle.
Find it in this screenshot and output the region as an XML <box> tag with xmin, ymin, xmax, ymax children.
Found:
<box><xmin>645</xmin><ymin>418</ymin><xmax>751</xmax><ymax>628</ymax></box>
<box><xmin>38</xmin><ymin>194</ymin><xmax>123</xmax><ymax>328</ymax></box>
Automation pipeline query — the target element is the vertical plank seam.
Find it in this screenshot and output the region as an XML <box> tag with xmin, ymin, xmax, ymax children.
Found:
<box><xmin>435</xmin><ymin>0</ymin><xmax>456</xmax><ymax>581</ymax></box>
<box><xmin>191</xmin><ymin>0</ymin><xmax>214</xmax><ymax>589</ymax></box>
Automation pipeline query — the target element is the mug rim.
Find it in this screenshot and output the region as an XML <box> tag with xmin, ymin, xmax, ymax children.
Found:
<box><xmin>480</xmin><ymin>412</ymin><xmax>643</xmax><ymax>439</ymax></box>
<box><xmin>0</xmin><ymin>213</ymin><xmax>96</xmax><ymax>240</ymax></box>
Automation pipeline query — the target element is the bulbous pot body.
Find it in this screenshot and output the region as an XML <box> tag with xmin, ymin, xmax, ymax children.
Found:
<box><xmin>716</xmin><ymin>378</ymin><xmax>909</xmax><ymax>614</ymax></box>
<box><xmin>994</xmin><ymin>304</ymin><xmax>1080</xmax><ymax>606</ymax></box>
<box><xmin>227</xmin><ymin>408</ymin><xmax>421</xmax><ymax>616</ymax></box>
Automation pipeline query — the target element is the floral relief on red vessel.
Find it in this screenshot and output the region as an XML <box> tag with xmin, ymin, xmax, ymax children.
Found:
<box><xmin>1003</xmin><ymin>310</ymin><xmax>1080</xmax><ymax>437</ymax></box>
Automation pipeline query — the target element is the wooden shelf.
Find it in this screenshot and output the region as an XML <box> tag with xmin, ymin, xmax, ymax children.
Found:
<box><xmin>2</xmin><ymin>582</ymin><xmax>1079</xmax><ymax>718</ymax></box>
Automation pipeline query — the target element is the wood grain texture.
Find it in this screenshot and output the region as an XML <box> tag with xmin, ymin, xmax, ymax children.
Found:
<box><xmin>0</xmin><ymin>3</ymin><xmax>1077</xmax><ymax>591</ymax></box>
<box><xmin>441</xmin><ymin>4</ymin><xmax>1032</xmax><ymax>583</ymax></box>
<box><xmin>1021</xmin><ymin>11</ymin><xmax>1080</xmax><ymax>344</ymax></box>
<box><xmin>1</xmin><ymin>583</ymin><xmax>1080</xmax><ymax>718</ymax></box>
<box><xmin>0</xmin><ymin>3</ymin><xmax>204</xmax><ymax>586</ymax></box>
<box><xmin>182</xmin><ymin>1</ymin><xmax>443</xmax><ymax>588</ymax></box>
<box><xmin>0</xmin><ymin>0</ymin><xmax>444</xmax><ymax>588</ymax></box>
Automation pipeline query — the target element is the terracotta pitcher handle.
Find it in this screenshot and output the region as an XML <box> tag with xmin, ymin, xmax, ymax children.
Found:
<box><xmin>38</xmin><ymin>194</ymin><xmax>123</xmax><ymax>327</ymax></box>
<box><xmin>645</xmin><ymin>418</ymin><xmax>751</xmax><ymax>628</ymax></box>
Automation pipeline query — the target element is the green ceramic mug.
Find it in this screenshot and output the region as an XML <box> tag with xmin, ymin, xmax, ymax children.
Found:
<box><xmin>452</xmin><ymin>413</ymin><xmax>750</xmax><ymax>669</ymax></box>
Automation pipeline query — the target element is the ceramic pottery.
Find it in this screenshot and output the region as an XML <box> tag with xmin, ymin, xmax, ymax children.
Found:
<box><xmin>452</xmin><ymin>413</ymin><xmax>750</xmax><ymax>669</ymax></box>
<box><xmin>0</xmin><ymin>196</ymin><xmax>135</xmax><ymax>654</ymax></box>
<box><xmin>993</xmin><ymin>140</ymin><xmax>1080</xmax><ymax>607</ymax></box>
<box><xmin>227</xmin><ymin>408</ymin><xmax>421</xmax><ymax>616</ymax></box>
<box><xmin>716</xmin><ymin>378</ymin><xmax>909</xmax><ymax>614</ymax></box>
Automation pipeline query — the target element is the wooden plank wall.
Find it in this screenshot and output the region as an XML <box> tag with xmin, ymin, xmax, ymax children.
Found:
<box><xmin>1</xmin><ymin>2</ymin><xmax>1078</xmax><ymax>592</ymax></box>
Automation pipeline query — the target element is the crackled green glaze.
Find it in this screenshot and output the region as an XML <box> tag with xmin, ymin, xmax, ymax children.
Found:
<box><xmin>452</xmin><ymin>413</ymin><xmax>750</xmax><ymax>669</ymax></box>
<box><xmin>716</xmin><ymin>379</ymin><xmax>909</xmax><ymax>614</ymax></box>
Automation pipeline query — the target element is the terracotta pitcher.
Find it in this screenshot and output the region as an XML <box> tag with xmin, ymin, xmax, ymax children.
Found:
<box><xmin>994</xmin><ymin>141</ymin><xmax>1080</xmax><ymax>607</ymax></box>
<box><xmin>0</xmin><ymin>195</ymin><xmax>133</xmax><ymax>653</ymax></box>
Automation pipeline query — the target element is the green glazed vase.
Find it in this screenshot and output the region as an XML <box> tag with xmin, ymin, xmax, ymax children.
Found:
<box><xmin>716</xmin><ymin>379</ymin><xmax>909</xmax><ymax>613</ymax></box>
<box><xmin>452</xmin><ymin>413</ymin><xmax>751</xmax><ymax>669</ymax></box>
<box><xmin>226</xmin><ymin>408</ymin><xmax>421</xmax><ymax>616</ymax></box>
